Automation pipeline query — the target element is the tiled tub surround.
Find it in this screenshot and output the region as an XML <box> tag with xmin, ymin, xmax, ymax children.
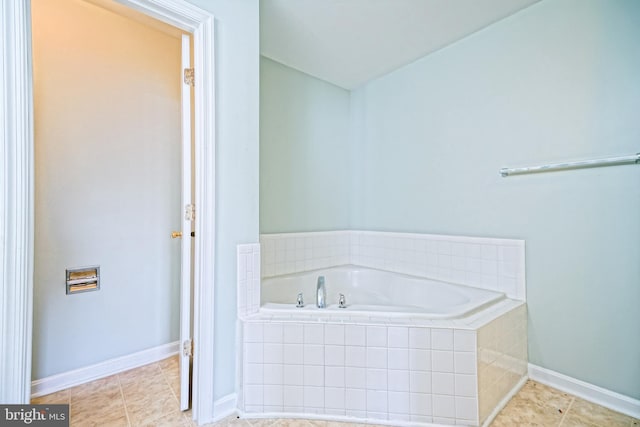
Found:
<box><xmin>237</xmin><ymin>231</ymin><xmax>528</xmax><ymax>426</ymax></box>
<box><xmin>238</xmin><ymin>301</ymin><xmax>527</xmax><ymax>426</ymax></box>
<box><xmin>260</xmin><ymin>231</ymin><xmax>525</xmax><ymax>300</ymax></box>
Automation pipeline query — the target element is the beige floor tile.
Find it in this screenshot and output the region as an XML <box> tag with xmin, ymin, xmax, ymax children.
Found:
<box><xmin>560</xmin><ymin>413</ymin><xmax>599</xmax><ymax>427</ymax></box>
<box><xmin>245</xmin><ymin>418</ymin><xmax>278</xmax><ymax>426</ymax></box>
<box><xmin>201</xmin><ymin>414</ymin><xmax>250</xmax><ymax>426</ymax></box>
<box><xmin>137</xmin><ymin>409</ymin><xmax>190</xmax><ymax>426</ymax></box>
<box><xmin>567</xmin><ymin>398</ymin><xmax>634</xmax><ymax>427</ymax></box>
<box><xmin>492</xmin><ymin>394</ymin><xmax>563</xmax><ymax>426</ymax></box>
<box><xmin>69</xmin><ymin>374</ymin><xmax>120</xmax><ymax>400</ymax></box>
<box><xmin>70</xmin><ymin>393</ymin><xmax>128</xmax><ymax>426</ymax></box>
<box><xmin>31</xmin><ymin>389</ymin><xmax>70</xmax><ymax>404</ymax></box>
<box><xmin>121</xmin><ymin>377</ymin><xmax>172</xmax><ymax>402</ymax></box>
<box><xmin>517</xmin><ymin>380</ymin><xmax>574</xmax><ymax>413</ymax></box>
<box><xmin>118</xmin><ymin>363</ymin><xmax>162</xmax><ymax>386</ymax></box>
<box><xmin>269</xmin><ymin>419</ymin><xmax>314</xmax><ymax>427</ymax></box>
<box><xmin>158</xmin><ymin>355</ymin><xmax>179</xmax><ymax>373</ymax></box>
<box><xmin>71</xmin><ymin>414</ymin><xmax>129</xmax><ymax>427</ymax></box>
<box><xmin>125</xmin><ymin>391</ymin><xmax>180</xmax><ymax>426</ymax></box>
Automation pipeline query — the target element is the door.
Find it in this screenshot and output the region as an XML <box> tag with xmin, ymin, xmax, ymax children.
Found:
<box><xmin>179</xmin><ymin>33</ymin><xmax>194</xmax><ymax>411</ymax></box>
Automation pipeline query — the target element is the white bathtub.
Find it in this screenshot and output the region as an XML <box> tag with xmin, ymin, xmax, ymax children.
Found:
<box><xmin>260</xmin><ymin>265</ymin><xmax>505</xmax><ymax>319</ymax></box>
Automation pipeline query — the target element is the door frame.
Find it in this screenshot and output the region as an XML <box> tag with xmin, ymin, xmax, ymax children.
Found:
<box><xmin>0</xmin><ymin>0</ymin><xmax>217</xmax><ymax>424</ymax></box>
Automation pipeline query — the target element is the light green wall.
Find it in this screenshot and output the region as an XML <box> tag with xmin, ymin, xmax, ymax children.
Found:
<box><xmin>351</xmin><ymin>0</ymin><xmax>640</xmax><ymax>399</ymax></box>
<box><xmin>260</xmin><ymin>0</ymin><xmax>639</xmax><ymax>400</ymax></box>
<box><xmin>260</xmin><ymin>56</ymin><xmax>351</xmax><ymax>233</ymax></box>
<box><xmin>185</xmin><ymin>0</ymin><xmax>260</xmax><ymax>401</ymax></box>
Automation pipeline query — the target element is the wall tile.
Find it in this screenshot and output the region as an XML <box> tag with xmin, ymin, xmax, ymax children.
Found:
<box><xmin>325</xmin><ymin>387</ymin><xmax>346</xmax><ymax>409</ymax></box>
<box><xmin>410</xmin><ymin>392</ymin><xmax>432</xmax><ymax>416</ymax></box>
<box><xmin>432</xmin><ymin>329</ymin><xmax>454</xmax><ymax>350</ymax></box>
<box><xmin>432</xmin><ymin>372</ymin><xmax>455</xmax><ymax>395</ymax></box>
<box><xmin>260</xmin><ymin>231</ymin><xmax>525</xmax><ymax>300</ymax></box>
<box><xmin>409</xmin><ymin>349</ymin><xmax>431</xmax><ymax>371</ymax></box>
<box><xmin>345</xmin><ymin>388</ymin><xmax>366</xmax><ymax>410</ymax></box>
<box><xmin>388</xmin><ymin>348</ymin><xmax>409</xmax><ymax>370</ymax></box>
<box><xmin>433</xmin><ymin>394</ymin><xmax>455</xmax><ymax>418</ymax></box>
<box><xmin>325</xmin><ymin>366</ymin><xmax>345</xmax><ymax>388</ymax></box>
<box><xmin>325</xmin><ymin>324</ymin><xmax>345</xmax><ymax>345</ymax></box>
<box><xmin>263</xmin><ymin>363</ymin><xmax>283</xmax><ymax>385</ymax></box>
<box><xmin>432</xmin><ymin>350</ymin><xmax>454</xmax><ymax>373</ymax></box>
<box><xmin>325</xmin><ymin>345</ymin><xmax>345</xmax><ymax>366</ymax></box>
<box><xmin>366</xmin><ymin>368</ymin><xmax>387</xmax><ymax>390</ymax></box>
<box><xmin>388</xmin><ymin>369</ymin><xmax>410</xmax><ymax>392</ymax></box>
<box><xmin>346</xmin><ymin>325</ymin><xmax>366</xmax><ymax>346</ymax></box>
<box><xmin>283</xmin><ymin>364</ymin><xmax>303</xmax><ymax>385</ymax></box>
<box><xmin>388</xmin><ymin>326</ymin><xmax>409</xmax><ymax>348</ymax></box>
<box><xmin>237</xmin><ymin>243</ymin><xmax>261</xmax><ymax>319</ymax></box>
<box><xmin>367</xmin><ymin>326</ymin><xmax>387</xmax><ymax>347</ymax></box>
<box><xmin>345</xmin><ymin>367</ymin><xmax>366</xmax><ymax>389</ymax></box>
<box><xmin>409</xmin><ymin>328</ymin><xmax>431</xmax><ymax>349</ymax></box>
<box><xmin>345</xmin><ymin>345</ymin><xmax>366</xmax><ymax>368</ymax></box>
<box><xmin>410</xmin><ymin>371</ymin><xmax>431</xmax><ymax>394</ymax></box>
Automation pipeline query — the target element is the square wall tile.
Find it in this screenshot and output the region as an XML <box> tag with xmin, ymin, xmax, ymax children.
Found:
<box><xmin>346</xmin><ymin>345</ymin><xmax>366</xmax><ymax>368</ymax></box>
<box><xmin>454</xmin><ymin>330</ymin><xmax>476</xmax><ymax>352</ymax></box>
<box><xmin>410</xmin><ymin>392</ymin><xmax>432</xmax><ymax>416</ymax></box>
<box><xmin>366</xmin><ymin>390</ymin><xmax>388</xmax><ymax>412</ymax></box>
<box><xmin>345</xmin><ymin>367</ymin><xmax>366</xmax><ymax>389</ymax></box>
<box><xmin>388</xmin><ymin>327</ymin><xmax>409</xmax><ymax>348</ymax></box>
<box><xmin>367</xmin><ymin>326</ymin><xmax>387</xmax><ymax>347</ymax></box>
<box><xmin>283</xmin><ymin>385</ymin><xmax>303</xmax><ymax>407</ymax></box>
<box><xmin>346</xmin><ymin>325</ymin><xmax>366</xmax><ymax>346</ymax></box>
<box><xmin>388</xmin><ymin>369</ymin><xmax>409</xmax><ymax>392</ymax></box>
<box><xmin>433</xmin><ymin>395</ymin><xmax>455</xmax><ymax>418</ymax></box>
<box><xmin>432</xmin><ymin>329</ymin><xmax>454</xmax><ymax>350</ymax></box>
<box><xmin>325</xmin><ymin>387</ymin><xmax>346</xmax><ymax>410</ymax></box>
<box><xmin>283</xmin><ymin>324</ymin><xmax>303</xmax><ymax>344</ymax></box>
<box><xmin>409</xmin><ymin>328</ymin><xmax>431</xmax><ymax>349</ymax></box>
<box><xmin>325</xmin><ymin>324</ymin><xmax>345</xmax><ymax>345</ymax></box>
<box><xmin>325</xmin><ymin>366</ymin><xmax>345</xmax><ymax>388</ymax></box>
<box><xmin>345</xmin><ymin>388</ymin><xmax>366</xmax><ymax>410</ymax></box>
<box><xmin>303</xmin><ymin>386</ymin><xmax>324</xmax><ymax>408</ymax></box>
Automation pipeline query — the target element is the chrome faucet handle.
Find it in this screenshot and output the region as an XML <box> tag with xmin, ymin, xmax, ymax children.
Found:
<box><xmin>296</xmin><ymin>293</ymin><xmax>304</xmax><ymax>308</ymax></box>
<box><xmin>338</xmin><ymin>293</ymin><xmax>346</xmax><ymax>309</ymax></box>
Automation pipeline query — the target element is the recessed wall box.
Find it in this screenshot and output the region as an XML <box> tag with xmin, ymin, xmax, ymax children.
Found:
<box><xmin>66</xmin><ymin>266</ymin><xmax>100</xmax><ymax>294</ymax></box>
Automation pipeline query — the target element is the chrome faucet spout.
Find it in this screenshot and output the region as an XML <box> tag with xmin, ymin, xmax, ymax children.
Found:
<box><xmin>316</xmin><ymin>276</ymin><xmax>326</xmax><ymax>308</ymax></box>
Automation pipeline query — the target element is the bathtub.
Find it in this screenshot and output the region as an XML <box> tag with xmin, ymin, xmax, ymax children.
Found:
<box><xmin>260</xmin><ymin>265</ymin><xmax>505</xmax><ymax>319</ymax></box>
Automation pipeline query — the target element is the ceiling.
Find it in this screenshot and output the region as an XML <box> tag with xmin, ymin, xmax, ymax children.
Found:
<box><xmin>260</xmin><ymin>0</ymin><xmax>540</xmax><ymax>89</ymax></box>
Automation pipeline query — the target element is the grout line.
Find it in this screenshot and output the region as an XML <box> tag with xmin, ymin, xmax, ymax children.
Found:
<box><xmin>557</xmin><ymin>395</ymin><xmax>575</xmax><ymax>426</ymax></box>
<box><xmin>116</xmin><ymin>372</ymin><xmax>133</xmax><ymax>427</ymax></box>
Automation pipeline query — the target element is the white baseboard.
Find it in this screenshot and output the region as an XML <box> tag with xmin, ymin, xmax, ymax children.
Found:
<box><xmin>528</xmin><ymin>363</ymin><xmax>640</xmax><ymax>419</ymax></box>
<box><xmin>210</xmin><ymin>393</ymin><xmax>237</xmax><ymax>423</ymax></box>
<box><xmin>31</xmin><ymin>341</ymin><xmax>179</xmax><ymax>398</ymax></box>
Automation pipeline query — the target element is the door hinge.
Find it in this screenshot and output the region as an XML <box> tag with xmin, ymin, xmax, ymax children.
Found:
<box><xmin>184</xmin><ymin>68</ymin><xmax>194</xmax><ymax>87</ymax></box>
<box><xmin>183</xmin><ymin>339</ymin><xmax>193</xmax><ymax>358</ymax></box>
<box><xmin>185</xmin><ymin>204</ymin><xmax>195</xmax><ymax>221</ymax></box>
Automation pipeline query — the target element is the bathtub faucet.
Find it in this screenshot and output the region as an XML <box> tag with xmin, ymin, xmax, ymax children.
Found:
<box><xmin>316</xmin><ymin>276</ymin><xmax>326</xmax><ymax>308</ymax></box>
<box><xmin>338</xmin><ymin>293</ymin><xmax>346</xmax><ymax>309</ymax></box>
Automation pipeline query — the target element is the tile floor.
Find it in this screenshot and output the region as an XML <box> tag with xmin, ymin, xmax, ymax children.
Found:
<box><xmin>32</xmin><ymin>355</ymin><xmax>638</xmax><ymax>427</ymax></box>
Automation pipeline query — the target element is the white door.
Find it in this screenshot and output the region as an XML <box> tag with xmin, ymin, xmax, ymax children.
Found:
<box><xmin>179</xmin><ymin>33</ymin><xmax>193</xmax><ymax>412</ymax></box>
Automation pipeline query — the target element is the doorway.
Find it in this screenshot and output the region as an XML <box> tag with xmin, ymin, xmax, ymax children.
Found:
<box><xmin>31</xmin><ymin>0</ymin><xmax>193</xmax><ymax>411</ymax></box>
<box><xmin>0</xmin><ymin>0</ymin><xmax>216</xmax><ymax>423</ymax></box>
